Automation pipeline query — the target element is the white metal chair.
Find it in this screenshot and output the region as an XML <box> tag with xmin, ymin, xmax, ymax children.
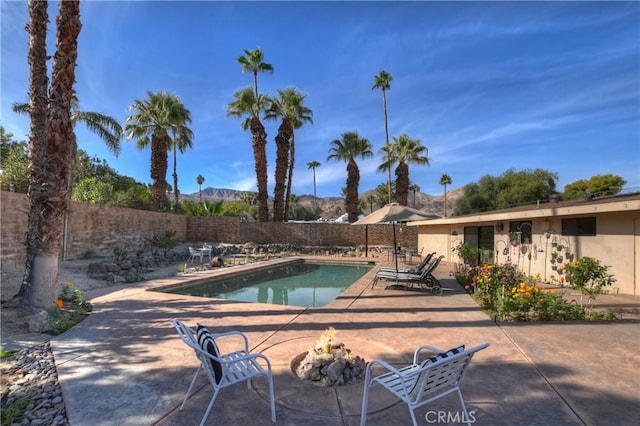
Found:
<box><xmin>360</xmin><ymin>342</ymin><xmax>490</xmax><ymax>426</ymax></box>
<box><xmin>172</xmin><ymin>319</ymin><xmax>276</xmax><ymax>425</ymax></box>
<box><xmin>187</xmin><ymin>247</ymin><xmax>204</xmax><ymax>264</ymax></box>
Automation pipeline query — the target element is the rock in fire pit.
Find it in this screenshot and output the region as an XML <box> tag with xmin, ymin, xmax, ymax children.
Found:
<box><xmin>291</xmin><ymin>327</ymin><xmax>367</xmax><ymax>387</ymax></box>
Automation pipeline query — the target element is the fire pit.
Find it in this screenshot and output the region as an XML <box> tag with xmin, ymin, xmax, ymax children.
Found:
<box><xmin>290</xmin><ymin>327</ymin><xmax>367</xmax><ymax>387</ymax></box>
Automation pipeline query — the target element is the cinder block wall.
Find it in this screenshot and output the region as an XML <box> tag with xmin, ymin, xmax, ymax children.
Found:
<box><xmin>1</xmin><ymin>191</ymin><xmax>416</xmax><ymax>299</ymax></box>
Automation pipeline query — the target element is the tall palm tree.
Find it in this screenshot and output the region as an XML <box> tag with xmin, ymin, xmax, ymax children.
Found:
<box><xmin>237</xmin><ymin>47</ymin><xmax>273</xmax><ymax>98</ymax></box>
<box><xmin>264</xmin><ymin>88</ymin><xmax>313</xmax><ymax>221</ymax></box>
<box><xmin>227</xmin><ymin>87</ymin><xmax>271</xmax><ymax>222</ymax></box>
<box><xmin>283</xmin><ymin>92</ymin><xmax>313</xmax><ymax>220</ymax></box>
<box><xmin>166</xmin><ymin>96</ymin><xmax>193</xmax><ymax>205</ymax></box>
<box><xmin>378</xmin><ymin>134</ymin><xmax>430</xmax><ymax>206</ymax></box>
<box><xmin>440</xmin><ymin>173</ymin><xmax>453</xmax><ymax>217</ymax></box>
<box><xmin>327</xmin><ymin>131</ymin><xmax>373</xmax><ymax>223</ymax></box>
<box><xmin>19</xmin><ymin>0</ymin><xmax>81</xmax><ymax>310</ymax></box>
<box><xmin>372</xmin><ymin>70</ymin><xmax>393</xmax><ymax>204</ymax></box>
<box><xmin>125</xmin><ymin>91</ymin><xmax>191</xmax><ymax>209</ymax></box>
<box><xmin>307</xmin><ymin>160</ymin><xmax>321</xmax><ymax>206</ymax></box>
<box><xmin>409</xmin><ymin>182</ymin><xmax>421</xmax><ymax>208</ymax></box>
<box><xmin>196</xmin><ymin>174</ymin><xmax>205</xmax><ymax>202</ymax></box>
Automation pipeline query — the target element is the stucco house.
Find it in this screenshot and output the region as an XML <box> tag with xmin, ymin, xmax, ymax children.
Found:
<box><xmin>410</xmin><ymin>192</ymin><xmax>640</xmax><ymax>296</ymax></box>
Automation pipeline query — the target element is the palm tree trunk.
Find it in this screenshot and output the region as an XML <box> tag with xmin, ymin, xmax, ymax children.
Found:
<box><xmin>284</xmin><ymin>133</ymin><xmax>295</xmax><ymax>220</ymax></box>
<box><xmin>22</xmin><ymin>0</ymin><xmax>82</xmax><ymax>309</ymax></box>
<box><xmin>273</xmin><ymin>123</ymin><xmax>289</xmax><ymax>222</ymax></box>
<box><xmin>444</xmin><ymin>184</ymin><xmax>448</xmax><ymax>217</ymax></box>
<box><xmin>172</xmin><ymin>135</ymin><xmax>179</xmax><ymax>205</ymax></box>
<box><xmin>383</xmin><ymin>89</ymin><xmax>391</xmax><ymax>204</ymax></box>
<box><xmin>20</xmin><ymin>0</ymin><xmax>49</xmax><ymax>303</ymax></box>
<box><xmin>150</xmin><ymin>135</ymin><xmax>168</xmax><ymax>207</ymax></box>
<box><xmin>396</xmin><ymin>162</ymin><xmax>409</xmax><ymax>206</ymax></box>
<box><xmin>250</xmin><ymin>116</ymin><xmax>269</xmax><ymax>222</ymax></box>
<box><xmin>346</xmin><ymin>159</ymin><xmax>360</xmax><ymax>223</ymax></box>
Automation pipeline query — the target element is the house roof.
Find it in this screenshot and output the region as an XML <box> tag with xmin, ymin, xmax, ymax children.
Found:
<box><xmin>410</xmin><ymin>192</ymin><xmax>640</xmax><ymax>226</ymax></box>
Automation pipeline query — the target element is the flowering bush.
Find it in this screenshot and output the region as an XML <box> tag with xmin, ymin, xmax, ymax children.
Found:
<box><xmin>565</xmin><ymin>257</ymin><xmax>615</xmax><ymax>312</ymax></box>
<box><xmin>469</xmin><ymin>264</ymin><xmax>524</xmax><ymax>314</ymax></box>
<box><xmin>49</xmin><ymin>282</ymin><xmax>92</xmax><ymax>335</ymax></box>
<box><xmin>459</xmin><ymin>263</ymin><xmax>598</xmax><ymax>321</ymax></box>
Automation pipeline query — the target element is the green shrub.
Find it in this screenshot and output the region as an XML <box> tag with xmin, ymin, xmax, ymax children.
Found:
<box><xmin>148</xmin><ymin>230</ymin><xmax>178</xmax><ymax>253</ymax></box>
<box><xmin>565</xmin><ymin>257</ymin><xmax>615</xmax><ymax>312</ymax></box>
<box><xmin>82</xmin><ymin>248</ymin><xmax>98</xmax><ymax>259</ymax></box>
<box><xmin>1</xmin><ymin>397</ymin><xmax>33</xmax><ymax>426</ymax></box>
<box><xmin>112</xmin><ymin>247</ymin><xmax>128</xmax><ymax>262</ymax></box>
<box><xmin>50</xmin><ymin>283</ymin><xmax>92</xmax><ymax>335</ymax></box>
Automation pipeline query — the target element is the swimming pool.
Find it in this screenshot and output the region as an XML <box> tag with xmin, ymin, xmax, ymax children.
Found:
<box><xmin>162</xmin><ymin>261</ymin><xmax>373</xmax><ymax>307</ymax></box>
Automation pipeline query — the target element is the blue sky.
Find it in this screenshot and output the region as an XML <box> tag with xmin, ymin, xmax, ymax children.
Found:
<box><xmin>2</xmin><ymin>1</ymin><xmax>639</xmax><ymax>198</ymax></box>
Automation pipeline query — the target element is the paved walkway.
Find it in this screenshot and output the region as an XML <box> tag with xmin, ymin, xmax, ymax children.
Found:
<box><xmin>49</xmin><ymin>258</ymin><xmax>639</xmax><ymax>425</ymax></box>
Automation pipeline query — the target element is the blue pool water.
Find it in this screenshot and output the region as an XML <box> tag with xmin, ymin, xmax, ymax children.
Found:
<box><xmin>163</xmin><ymin>261</ymin><xmax>372</xmax><ymax>307</ymax></box>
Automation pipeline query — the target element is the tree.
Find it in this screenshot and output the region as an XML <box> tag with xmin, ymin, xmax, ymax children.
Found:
<box><xmin>227</xmin><ymin>87</ymin><xmax>271</xmax><ymax>221</ymax></box>
<box><xmin>327</xmin><ymin>131</ymin><xmax>373</xmax><ymax>223</ymax></box>
<box><xmin>453</xmin><ymin>168</ymin><xmax>558</xmax><ymax>215</ymax></box>
<box><xmin>13</xmin><ymin>93</ymin><xmax>122</xmax><ymax>157</ymax></box>
<box><xmin>372</xmin><ymin>70</ymin><xmax>393</xmax><ymax>204</ymax></box>
<box><xmin>378</xmin><ymin>134</ymin><xmax>429</xmax><ymax>206</ymax></box>
<box><xmin>196</xmin><ymin>174</ymin><xmax>205</xmax><ymax>202</ymax></box>
<box><xmin>563</xmin><ymin>174</ymin><xmax>627</xmax><ymax>200</ymax></box>
<box><xmin>366</xmin><ymin>193</ymin><xmax>377</xmax><ymax>213</ymax></box>
<box><xmin>125</xmin><ymin>91</ymin><xmax>191</xmax><ymax>209</ymax></box>
<box><xmin>167</xmin><ymin>96</ymin><xmax>194</xmax><ymax>205</ymax></box>
<box><xmin>237</xmin><ymin>47</ymin><xmax>273</xmax><ymax>98</ymax></box>
<box><xmin>264</xmin><ymin>88</ymin><xmax>313</xmax><ymax>221</ymax></box>
<box><xmin>409</xmin><ymin>182</ymin><xmax>420</xmax><ymax>209</ymax></box>
<box><xmin>439</xmin><ymin>173</ymin><xmax>452</xmax><ymax>217</ymax></box>
<box><xmin>307</xmin><ymin>161</ymin><xmax>321</xmax><ymax>206</ymax></box>
<box><xmin>0</xmin><ymin>127</ymin><xmax>29</xmax><ymax>193</ymax></box>
<box><xmin>19</xmin><ymin>0</ymin><xmax>82</xmax><ymax>310</ymax></box>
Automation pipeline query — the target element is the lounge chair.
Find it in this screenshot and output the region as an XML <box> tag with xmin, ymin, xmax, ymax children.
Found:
<box><xmin>378</xmin><ymin>251</ymin><xmax>436</xmax><ymax>274</ymax></box>
<box><xmin>360</xmin><ymin>342</ymin><xmax>490</xmax><ymax>426</ymax></box>
<box><xmin>373</xmin><ymin>255</ymin><xmax>444</xmax><ymax>294</ymax></box>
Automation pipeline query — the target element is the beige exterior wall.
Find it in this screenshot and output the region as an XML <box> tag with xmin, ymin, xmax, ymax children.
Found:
<box><xmin>413</xmin><ymin>198</ymin><xmax>640</xmax><ymax>296</ymax></box>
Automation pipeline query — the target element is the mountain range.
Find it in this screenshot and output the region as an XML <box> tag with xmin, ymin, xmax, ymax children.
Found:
<box><xmin>181</xmin><ymin>187</ymin><xmax>464</xmax><ymax>218</ymax></box>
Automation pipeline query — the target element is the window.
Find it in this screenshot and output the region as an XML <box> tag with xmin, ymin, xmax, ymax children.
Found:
<box><xmin>509</xmin><ymin>221</ymin><xmax>532</xmax><ymax>244</ymax></box>
<box><xmin>562</xmin><ymin>217</ymin><xmax>596</xmax><ymax>236</ymax></box>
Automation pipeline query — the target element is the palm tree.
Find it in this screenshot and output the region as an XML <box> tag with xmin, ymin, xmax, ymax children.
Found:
<box><xmin>366</xmin><ymin>193</ymin><xmax>377</xmax><ymax>213</ymax></box>
<box><xmin>440</xmin><ymin>173</ymin><xmax>452</xmax><ymax>217</ymax></box>
<box><xmin>409</xmin><ymin>183</ymin><xmax>421</xmax><ymax>208</ymax></box>
<box><xmin>372</xmin><ymin>70</ymin><xmax>393</xmax><ymax>204</ymax></box>
<box><xmin>264</xmin><ymin>88</ymin><xmax>313</xmax><ymax>221</ymax></box>
<box><xmin>125</xmin><ymin>91</ymin><xmax>191</xmax><ymax>209</ymax></box>
<box><xmin>166</xmin><ymin>96</ymin><xmax>194</xmax><ymax>205</ymax></box>
<box><xmin>237</xmin><ymin>47</ymin><xmax>273</xmax><ymax>98</ymax></box>
<box><xmin>19</xmin><ymin>0</ymin><xmax>81</xmax><ymax>310</ymax></box>
<box><xmin>227</xmin><ymin>87</ymin><xmax>271</xmax><ymax>221</ymax></box>
<box><xmin>327</xmin><ymin>131</ymin><xmax>373</xmax><ymax>223</ymax></box>
<box><xmin>307</xmin><ymin>161</ymin><xmax>321</xmax><ymax>206</ymax></box>
<box><xmin>378</xmin><ymin>134</ymin><xmax>430</xmax><ymax>206</ymax></box>
<box><xmin>13</xmin><ymin>94</ymin><xmax>122</xmax><ymax>157</ymax></box>
<box><xmin>283</xmin><ymin>92</ymin><xmax>313</xmax><ymax>220</ymax></box>
<box><xmin>196</xmin><ymin>174</ymin><xmax>205</xmax><ymax>202</ymax></box>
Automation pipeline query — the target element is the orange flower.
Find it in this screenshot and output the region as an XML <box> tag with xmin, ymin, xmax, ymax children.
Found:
<box><xmin>66</xmin><ymin>282</ymin><xmax>73</xmax><ymax>287</ymax></box>
<box><xmin>55</xmin><ymin>299</ymin><xmax>64</xmax><ymax>308</ymax></box>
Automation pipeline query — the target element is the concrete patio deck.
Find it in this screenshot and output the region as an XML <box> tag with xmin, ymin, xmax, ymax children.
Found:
<box><xmin>50</xmin><ymin>257</ymin><xmax>640</xmax><ymax>425</ymax></box>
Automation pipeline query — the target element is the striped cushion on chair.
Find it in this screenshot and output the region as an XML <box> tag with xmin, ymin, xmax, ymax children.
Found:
<box><xmin>196</xmin><ymin>323</ymin><xmax>223</xmax><ymax>384</ymax></box>
<box><xmin>421</xmin><ymin>345</ymin><xmax>465</xmax><ymax>367</ymax></box>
